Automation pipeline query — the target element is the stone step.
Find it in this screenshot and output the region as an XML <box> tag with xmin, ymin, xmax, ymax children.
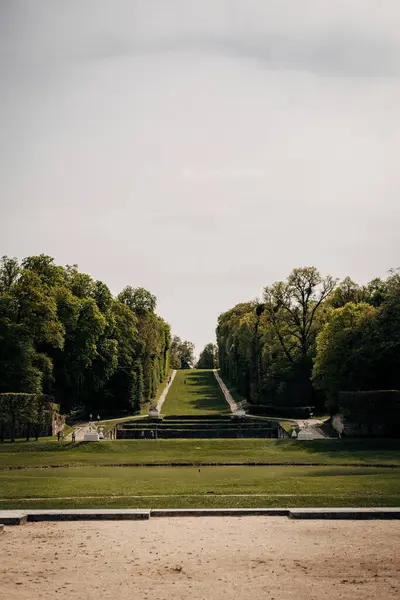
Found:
<box><xmin>0</xmin><ymin>511</ymin><xmax>28</xmax><ymax>525</ymax></box>
<box><xmin>289</xmin><ymin>508</ymin><xmax>400</xmax><ymax>519</ymax></box>
<box><xmin>151</xmin><ymin>508</ymin><xmax>289</xmax><ymax>517</ymax></box>
<box><xmin>27</xmin><ymin>509</ymin><xmax>150</xmax><ymax>521</ymax></box>
<box><xmin>0</xmin><ymin>509</ymin><xmax>150</xmax><ymax>524</ymax></box>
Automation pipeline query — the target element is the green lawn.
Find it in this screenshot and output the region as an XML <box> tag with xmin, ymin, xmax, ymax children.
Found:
<box><xmin>3</xmin><ymin>370</ymin><xmax>397</xmax><ymax>510</ymax></box>
<box><xmin>1</xmin><ymin>438</ymin><xmax>399</xmax><ymax>469</ymax></box>
<box><xmin>0</xmin><ymin>465</ymin><xmax>398</xmax><ymax>509</ymax></box>
<box><xmin>161</xmin><ymin>369</ymin><xmax>230</xmax><ymax>415</ymax></box>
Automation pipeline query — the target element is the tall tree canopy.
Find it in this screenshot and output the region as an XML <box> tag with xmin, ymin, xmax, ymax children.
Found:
<box><xmin>196</xmin><ymin>343</ymin><xmax>218</xmax><ymax>369</ymax></box>
<box><xmin>217</xmin><ymin>267</ymin><xmax>400</xmax><ymax>412</ymax></box>
<box><xmin>0</xmin><ymin>255</ymin><xmax>172</xmax><ymax>415</ymax></box>
<box><xmin>170</xmin><ymin>336</ymin><xmax>195</xmax><ymax>369</ymax></box>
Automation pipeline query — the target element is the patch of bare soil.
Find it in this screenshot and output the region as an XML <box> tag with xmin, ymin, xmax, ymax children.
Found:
<box><xmin>1</xmin><ymin>517</ymin><xmax>399</xmax><ymax>599</ymax></box>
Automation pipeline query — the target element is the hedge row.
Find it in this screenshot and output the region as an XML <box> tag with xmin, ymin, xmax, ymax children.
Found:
<box><xmin>338</xmin><ymin>391</ymin><xmax>400</xmax><ymax>437</ymax></box>
<box><xmin>339</xmin><ymin>391</ymin><xmax>400</xmax><ymax>420</ymax></box>
<box><xmin>0</xmin><ymin>393</ymin><xmax>59</xmax><ymax>441</ymax></box>
<box><xmin>247</xmin><ymin>405</ymin><xmax>312</xmax><ymax>418</ymax></box>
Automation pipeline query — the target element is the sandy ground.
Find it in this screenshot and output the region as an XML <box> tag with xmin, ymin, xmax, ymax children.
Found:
<box><xmin>1</xmin><ymin>517</ymin><xmax>399</xmax><ymax>600</ymax></box>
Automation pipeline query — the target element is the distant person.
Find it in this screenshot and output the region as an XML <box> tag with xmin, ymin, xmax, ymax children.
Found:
<box><xmin>57</xmin><ymin>431</ymin><xmax>60</xmax><ymax>441</ymax></box>
<box><xmin>151</xmin><ymin>430</ymin><xmax>154</xmax><ymax>439</ymax></box>
<box><xmin>61</xmin><ymin>430</ymin><xmax>64</xmax><ymax>441</ymax></box>
<box><xmin>140</xmin><ymin>431</ymin><xmax>145</xmax><ymax>439</ymax></box>
<box><xmin>184</xmin><ymin>379</ymin><xmax>186</xmax><ymax>384</ymax></box>
<box><xmin>72</xmin><ymin>431</ymin><xmax>76</xmax><ymax>443</ymax></box>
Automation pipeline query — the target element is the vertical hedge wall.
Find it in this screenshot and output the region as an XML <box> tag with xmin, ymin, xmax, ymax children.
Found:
<box><xmin>0</xmin><ymin>393</ymin><xmax>59</xmax><ymax>441</ymax></box>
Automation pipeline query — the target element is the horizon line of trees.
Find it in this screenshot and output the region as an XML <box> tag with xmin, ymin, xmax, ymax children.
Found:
<box><xmin>0</xmin><ymin>255</ymin><xmax>173</xmax><ymax>415</ymax></box>
<box><xmin>216</xmin><ymin>266</ymin><xmax>400</xmax><ymax>412</ymax></box>
<box><xmin>196</xmin><ymin>343</ymin><xmax>219</xmax><ymax>369</ymax></box>
<box><xmin>170</xmin><ymin>336</ymin><xmax>195</xmax><ymax>370</ymax></box>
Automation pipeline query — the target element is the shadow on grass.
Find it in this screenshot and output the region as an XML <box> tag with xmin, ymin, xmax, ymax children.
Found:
<box><xmin>182</xmin><ymin>371</ymin><xmax>230</xmax><ymax>413</ymax></box>
<box><xmin>0</xmin><ymin>440</ymin><xmax>110</xmax><ymax>454</ymax></box>
<box><xmin>282</xmin><ymin>438</ymin><xmax>400</xmax><ymax>463</ymax></box>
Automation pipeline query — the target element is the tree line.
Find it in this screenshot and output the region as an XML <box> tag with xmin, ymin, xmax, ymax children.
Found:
<box><xmin>0</xmin><ymin>255</ymin><xmax>172</xmax><ymax>415</ymax></box>
<box><xmin>196</xmin><ymin>343</ymin><xmax>219</xmax><ymax>369</ymax></box>
<box><xmin>170</xmin><ymin>336</ymin><xmax>195</xmax><ymax>370</ymax></box>
<box><xmin>217</xmin><ymin>267</ymin><xmax>400</xmax><ymax>412</ymax></box>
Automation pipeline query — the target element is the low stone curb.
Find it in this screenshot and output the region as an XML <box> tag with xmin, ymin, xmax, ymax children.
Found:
<box><xmin>0</xmin><ymin>509</ymin><xmax>149</xmax><ymax>524</ymax></box>
<box><xmin>27</xmin><ymin>509</ymin><xmax>150</xmax><ymax>521</ymax></box>
<box><xmin>0</xmin><ymin>507</ymin><xmax>399</xmax><ymax>525</ymax></box>
<box><xmin>0</xmin><ymin>511</ymin><xmax>28</xmax><ymax>525</ymax></box>
<box><xmin>151</xmin><ymin>508</ymin><xmax>288</xmax><ymax>517</ymax></box>
<box><xmin>289</xmin><ymin>508</ymin><xmax>400</xmax><ymax>519</ymax></box>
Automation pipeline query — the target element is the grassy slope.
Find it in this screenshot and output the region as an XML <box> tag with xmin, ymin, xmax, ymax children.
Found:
<box><xmin>161</xmin><ymin>369</ymin><xmax>230</xmax><ymax>415</ymax></box>
<box><xmin>0</xmin><ymin>465</ymin><xmax>399</xmax><ymax>509</ymax></box>
<box><xmin>1</xmin><ymin>438</ymin><xmax>399</xmax><ymax>468</ymax></box>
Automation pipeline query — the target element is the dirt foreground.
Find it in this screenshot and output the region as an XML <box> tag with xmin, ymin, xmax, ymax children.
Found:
<box><xmin>1</xmin><ymin>517</ymin><xmax>399</xmax><ymax>600</ymax></box>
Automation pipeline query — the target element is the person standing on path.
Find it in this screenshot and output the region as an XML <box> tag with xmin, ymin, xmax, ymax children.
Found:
<box><xmin>72</xmin><ymin>431</ymin><xmax>76</xmax><ymax>443</ymax></box>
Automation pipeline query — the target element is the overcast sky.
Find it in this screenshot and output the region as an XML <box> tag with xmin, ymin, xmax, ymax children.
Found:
<box><xmin>1</xmin><ymin>1</ymin><xmax>400</xmax><ymax>354</ymax></box>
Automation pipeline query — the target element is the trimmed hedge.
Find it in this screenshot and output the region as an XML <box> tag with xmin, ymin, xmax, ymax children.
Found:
<box><xmin>247</xmin><ymin>405</ymin><xmax>312</xmax><ymax>418</ymax></box>
<box><xmin>338</xmin><ymin>390</ymin><xmax>400</xmax><ymax>437</ymax></box>
<box><xmin>0</xmin><ymin>393</ymin><xmax>59</xmax><ymax>441</ymax></box>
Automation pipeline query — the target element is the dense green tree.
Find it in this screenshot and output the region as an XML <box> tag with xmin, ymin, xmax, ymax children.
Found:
<box><xmin>131</xmin><ymin>359</ymin><xmax>144</xmax><ymax>412</ymax></box>
<box><xmin>0</xmin><ymin>294</ymin><xmax>41</xmax><ymax>393</ymax></box>
<box><xmin>329</xmin><ymin>277</ymin><xmax>362</xmax><ymax>308</ymax></box>
<box><xmin>170</xmin><ymin>335</ymin><xmax>195</xmax><ymax>369</ymax></box>
<box><xmin>179</xmin><ymin>340</ymin><xmax>195</xmax><ymax>369</ymax></box>
<box><xmin>170</xmin><ymin>336</ymin><xmax>183</xmax><ymax>369</ymax></box>
<box><xmin>217</xmin><ymin>266</ymin><xmax>400</xmax><ymax>415</ymax></box>
<box><xmin>0</xmin><ymin>256</ymin><xmax>20</xmax><ymax>292</ymax></box>
<box><xmin>118</xmin><ymin>286</ymin><xmax>156</xmax><ymax>316</ymax></box>
<box><xmin>263</xmin><ymin>267</ymin><xmax>336</xmax><ymax>362</ymax></box>
<box><xmin>0</xmin><ymin>255</ymin><xmax>172</xmax><ymax>416</ymax></box>
<box><xmin>313</xmin><ymin>275</ymin><xmax>400</xmax><ymax>408</ymax></box>
<box><xmin>21</xmin><ymin>254</ymin><xmax>65</xmax><ymax>288</ymax></box>
<box><xmin>196</xmin><ymin>343</ymin><xmax>217</xmax><ymax>369</ymax></box>
<box><xmin>312</xmin><ymin>302</ymin><xmax>377</xmax><ymax>406</ymax></box>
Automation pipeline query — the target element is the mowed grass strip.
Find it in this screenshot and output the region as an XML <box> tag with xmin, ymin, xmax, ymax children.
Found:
<box><xmin>1</xmin><ymin>438</ymin><xmax>400</xmax><ymax>469</ymax></box>
<box><xmin>161</xmin><ymin>369</ymin><xmax>230</xmax><ymax>415</ymax></box>
<box><xmin>0</xmin><ymin>465</ymin><xmax>399</xmax><ymax>509</ymax></box>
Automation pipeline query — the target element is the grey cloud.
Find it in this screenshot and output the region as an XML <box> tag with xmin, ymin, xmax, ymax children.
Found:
<box><xmin>1</xmin><ymin>0</ymin><xmax>400</xmax><ymax>352</ymax></box>
<box><xmin>6</xmin><ymin>31</ymin><xmax>400</xmax><ymax>79</ymax></box>
<box><xmin>2</xmin><ymin>1</ymin><xmax>400</xmax><ymax>78</ymax></box>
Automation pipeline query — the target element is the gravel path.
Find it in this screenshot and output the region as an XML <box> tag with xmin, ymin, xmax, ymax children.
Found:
<box><xmin>157</xmin><ymin>370</ymin><xmax>177</xmax><ymax>412</ymax></box>
<box><xmin>1</xmin><ymin>517</ymin><xmax>399</xmax><ymax>600</ymax></box>
<box><xmin>296</xmin><ymin>419</ymin><xmax>329</xmax><ymax>439</ymax></box>
<box><xmin>214</xmin><ymin>370</ymin><xmax>238</xmax><ymax>413</ymax></box>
